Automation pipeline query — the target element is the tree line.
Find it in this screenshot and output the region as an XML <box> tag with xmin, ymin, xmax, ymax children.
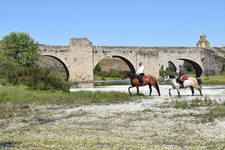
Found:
<box><xmin>94</xmin><ymin>63</ymin><xmax>124</xmax><ymax>80</ymax></box>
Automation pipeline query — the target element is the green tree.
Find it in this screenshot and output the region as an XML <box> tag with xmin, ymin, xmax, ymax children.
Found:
<box><xmin>2</xmin><ymin>32</ymin><xmax>40</xmax><ymax>67</ymax></box>
<box><xmin>183</xmin><ymin>61</ymin><xmax>195</xmax><ymax>72</ymax></box>
<box><xmin>166</xmin><ymin>61</ymin><xmax>176</xmax><ymax>72</ymax></box>
<box><xmin>93</xmin><ymin>63</ymin><xmax>102</xmax><ymax>75</ymax></box>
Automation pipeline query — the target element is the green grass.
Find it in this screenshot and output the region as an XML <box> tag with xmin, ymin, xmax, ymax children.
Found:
<box><xmin>203</xmin><ymin>74</ymin><xmax>225</xmax><ymax>84</ymax></box>
<box><xmin>0</xmin><ymin>85</ymin><xmax>140</xmax><ymax>119</ymax></box>
<box><xmin>171</xmin><ymin>98</ymin><xmax>217</xmax><ymax>109</ymax></box>
<box><xmin>94</xmin><ymin>75</ymin><xmax>123</xmax><ymax>81</ymax></box>
<box><xmin>216</xmin><ymin>49</ymin><xmax>225</xmax><ymax>57</ymax></box>
<box><xmin>165</xmin><ymin>97</ymin><xmax>225</xmax><ymax>123</ymax></box>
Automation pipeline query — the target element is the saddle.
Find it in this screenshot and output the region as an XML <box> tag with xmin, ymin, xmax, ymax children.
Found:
<box><xmin>178</xmin><ymin>77</ymin><xmax>188</xmax><ymax>89</ymax></box>
<box><xmin>138</xmin><ymin>75</ymin><xmax>148</xmax><ymax>86</ymax></box>
<box><xmin>177</xmin><ymin>77</ymin><xmax>188</xmax><ymax>83</ymax></box>
<box><xmin>183</xmin><ymin>77</ymin><xmax>188</xmax><ymax>81</ymax></box>
<box><xmin>143</xmin><ymin>75</ymin><xmax>148</xmax><ymax>80</ymax></box>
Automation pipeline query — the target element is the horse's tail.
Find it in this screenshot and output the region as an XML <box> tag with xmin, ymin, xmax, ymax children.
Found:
<box><xmin>197</xmin><ymin>79</ymin><xmax>202</xmax><ymax>90</ymax></box>
<box><xmin>155</xmin><ymin>77</ymin><xmax>161</xmax><ymax>96</ymax></box>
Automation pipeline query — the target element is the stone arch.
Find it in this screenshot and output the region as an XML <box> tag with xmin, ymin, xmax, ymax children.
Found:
<box><xmin>41</xmin><ymin>55</ymin><xmax>70</xmax><ymax>80</ymax></box>
<box><xmin>163</xmin><ymin>61</ymin><xmax>177</xmax><ymax>72</ymax></box>
<box><xmin>159</xmin><ymin>58</ymin><xmax>203</xmax><ymax>77</ymax></box>
<box><xmin>169</xmin><ymin>61</ymin><xmax>177</xmax><ymax>71</ymax></box>
<box><xmin>94</xmin><ymin>55</ymin><xmax>136</xmax><ymax>73</ymax></box>
<box><xmin>180</xmin><ymin>59</ymin><xmax>203</xmax><ymax>77</ymax></box>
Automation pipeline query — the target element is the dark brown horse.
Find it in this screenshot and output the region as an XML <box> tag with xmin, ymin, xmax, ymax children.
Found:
<box><xmin>122</xmin><ymin>71</ymin><xmax>160</xmax><ymax>96</ymax></box>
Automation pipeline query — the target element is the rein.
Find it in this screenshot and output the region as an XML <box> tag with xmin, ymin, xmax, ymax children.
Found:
<box><xmin>127</xmin><ymin>72</ymin><xmax>139</xmax><ymax>79</ymax></box>
<box><xmin>165</xmin><ymin>74</ymin><xmax>176</xmax><ymax>85</ymax></box>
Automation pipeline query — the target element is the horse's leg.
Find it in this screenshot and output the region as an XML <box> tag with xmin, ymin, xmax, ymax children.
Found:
<box><xmin>148</xmin><ymin>84</ymin><xmax>152</xmax><ymax>96</ymax></box>
<box><xmin>128</xmin><ymin>86</ymin><xmax>134</xmax><ymax>95</ymax></box>
<box><xmin>198</xmin><ymin>87</ymin><xmax>203</xmax><ymax>96</ymax></box>
<box><xmin>194</xmin><ymin>86</ymin><xmax>203</xmax><ymax>96</ymax></box>
<box><xmin>176</xmin><ymin>88</ymin><xmax>180</xmax><ymax>97</ymax></box>
<box><xmin>152</xmin><ymin>83</ymin><xmax>160</xmax><ymax>96</ymax></box>
<box><xmin>136</xmin><ymin>86</ymin><xmax>139</xmax><ymax>95</ymax></box>
<box><xmin>169</xmin><ymin>88</ymin><xmax>172</xmax><ymax>96</ymax></box>
<box><xmin>190</xmin><ymin>86</ymin><xmax>194</xmax><ymax>96</ymax></box>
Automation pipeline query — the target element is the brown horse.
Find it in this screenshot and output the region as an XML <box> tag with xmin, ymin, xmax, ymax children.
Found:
<box><xmin>122</xmin><ymin>71</ymin><xmax>160</xmax><ymax>96</ymax></box>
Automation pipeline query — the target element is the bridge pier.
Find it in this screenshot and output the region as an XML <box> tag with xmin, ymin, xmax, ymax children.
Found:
<box><xmin>39</xmin><ymin>37</ymin><xmax>225</xmax><ymax>88</ymax></box>
<box><xmin>69</xmin><ymin>38</ymin><xmax>94</xmax><ymax>83</ymax></box>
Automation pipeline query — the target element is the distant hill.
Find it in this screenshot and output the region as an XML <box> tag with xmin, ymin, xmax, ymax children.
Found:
<box><xmin>98</xmin><ymin>58</ymin><xmax>129</xmax><ymax>71</ymax></box>
<box><xmin>38</xmin><ymin>56</ymin><xmax>64</xmax><ymax>69</ymax></box>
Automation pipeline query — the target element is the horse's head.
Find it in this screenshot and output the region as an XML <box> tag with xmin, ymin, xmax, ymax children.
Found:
<box><xmin>122</xmin><ymin>71</ymin><xmax>129</xmax><ymax>80</ymax></box>
<box><xmin>164</xmin><ymin>74</ymin><xmax>176</xmax><ymax>84</ymax></box>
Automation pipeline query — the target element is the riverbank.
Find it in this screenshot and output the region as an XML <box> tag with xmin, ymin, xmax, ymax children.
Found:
<box><xmin>0</xmin><ymin>85</ymin><xmax>140</xmax><ymax>119</ymax></box>
<box><xmin>95</xmin><ymin>74</ymin><xmax>225</xmax><ymax>85</ymax></box>
<box><xmin>202</xmin><ymin>74</ymin><xmax>225</xmax><ymax>84</ymax></box>
<box><xmin>1</xmin><ymin>85</ymin><xmax>225</xmax><ymax>149</ymax></box>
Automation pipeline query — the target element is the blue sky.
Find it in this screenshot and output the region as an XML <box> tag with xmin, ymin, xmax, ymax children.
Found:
<box><xmin>0</xmin><ymin>0</ymin><xmax>225</xmax><ymax>47</ymax></box>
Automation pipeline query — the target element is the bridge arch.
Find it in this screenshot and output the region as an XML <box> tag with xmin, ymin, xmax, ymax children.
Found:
<box><xmin>40</xmin><ymin>55</ymin><xmax>70</xmax><ymax>80</ymax></box>
<box><xmin>180</xmin><ymin>59</ymin><xmax>203</xmax><ymax>77</ymax></box>
<box><xmin>94</xmin><ymin>55</ymin><xmax>136</xmax><ymax>73</ymax></box>
<box><xmin>168</xmin><ymin>61</ymin><xmax>177</xmax><ymax>72</ymax></box>
<box><xmin>159</xmin><ymin>58</ymin><xmax>203</xmax><ymax>77</ymax></box>
<box><xmin>162</xmin><ymin>61</ymin><xmax>177</xmax><ymax>72</ymax></box>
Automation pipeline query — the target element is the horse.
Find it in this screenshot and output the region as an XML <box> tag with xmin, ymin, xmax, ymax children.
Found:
<box><xmin>122</xmin><ymin>71</ymin><xmax>160</xmax><ymax>96</ymax></box>
<box><xmin>164</xmin><ymin>74</ymin><xmax>203</xmax><ymax>97</ymax></box>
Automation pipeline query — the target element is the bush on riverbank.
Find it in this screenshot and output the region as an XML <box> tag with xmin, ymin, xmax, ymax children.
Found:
<box><xmin>202</xmin><ymin>74</ymin><xmax>225</xmax><ymax>84</ymax></box>
<box><xmin>0</xmin><ymin>32</ymin><xmax>71</xmax><ymax>92</ymax></box>
<box><xmin>94</xmin><ymin>63</ymin><xmax>124</xmax><ymax>80</ymax></box>
<box><xmin>9</xmin><ymin>66</ymin><xmax>70</xmax><ymax>92</ymax></box>
<box><xmin>0</xmin><ymin>51</ymin><xmax>70</xmax><ymax>92</ymax></box>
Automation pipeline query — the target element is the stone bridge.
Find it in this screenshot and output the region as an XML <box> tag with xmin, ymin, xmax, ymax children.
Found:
<box><xmin>40</xmin><ymin>38</ymin><xmax>225</xmax><ymax>85</ymax></box>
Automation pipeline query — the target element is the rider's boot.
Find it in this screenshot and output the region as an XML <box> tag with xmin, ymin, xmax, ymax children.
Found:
<box><xmin>140</xmin><ymin>78</ymin><xmax>144</xmax><ymax>86</ymax></box>
<box><xmin>180</xmin><ymin>81</ymin><xmax>184</xmax><ymax>89</ymax></box>
<box><xmin>141</xmin><ymin>79</ymin><xmax>144</xmax><ymax>86</ymax></box>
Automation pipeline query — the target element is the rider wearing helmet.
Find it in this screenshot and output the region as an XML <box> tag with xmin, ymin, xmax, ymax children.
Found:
<box><xmin>177</xmin><ymin>64</ymin><xmax>185</xmax><ymax>88</ymax></box>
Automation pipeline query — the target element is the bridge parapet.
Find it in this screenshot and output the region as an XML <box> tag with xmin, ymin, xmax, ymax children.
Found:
<box><xmin>39</xmin><ymin>45</ymin><xmax>69</xmax><ymax>53</ymax></box>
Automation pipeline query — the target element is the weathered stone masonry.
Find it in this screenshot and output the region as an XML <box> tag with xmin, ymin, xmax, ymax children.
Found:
<box><xmin>40</xmin><ymin>37</ymin><xmax>225</xmax><ymax>84</ymax></box>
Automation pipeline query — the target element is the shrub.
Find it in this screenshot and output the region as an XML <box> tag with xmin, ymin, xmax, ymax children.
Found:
<box><xmin>93</xmin><ymin>63</ymin><xmax>102</xmax><ymax>76</ymax></box>
<box><xmin>0</xmin><ymin>59</ymin><xmax>70</xmax><ymax>92</ymax></box>
<box><xmin>19</xmin><ymin>66</ymin><xmax>71</xmax><ymax>92</ymax></box>
<box><xmin>94</xmin><ymin>64</ymin><xmax>124</xmax><ymax>79</ymax></box>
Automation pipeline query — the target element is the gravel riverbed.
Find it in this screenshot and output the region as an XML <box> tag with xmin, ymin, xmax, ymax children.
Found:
<box><xmin>1</xmin><ymin>85</ymin><xmax>225</xmax><ymax>149</ymax></box>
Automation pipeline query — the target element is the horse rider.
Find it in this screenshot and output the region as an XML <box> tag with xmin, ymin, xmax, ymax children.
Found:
<box><xmin>177</xmin><ymin>64</ymin><xmax>185</xmax><ymax>88</ymax></box>
<box><xmin>136</xmin><ymin>62</ymin><xmax>145</xmax><ymax>86</ymax></box>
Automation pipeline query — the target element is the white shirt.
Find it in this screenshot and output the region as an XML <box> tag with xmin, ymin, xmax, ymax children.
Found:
<box><xmin>136</xmin><ymin>65</ymin><xmax>144</xmax><ymax>74</ymax></box>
